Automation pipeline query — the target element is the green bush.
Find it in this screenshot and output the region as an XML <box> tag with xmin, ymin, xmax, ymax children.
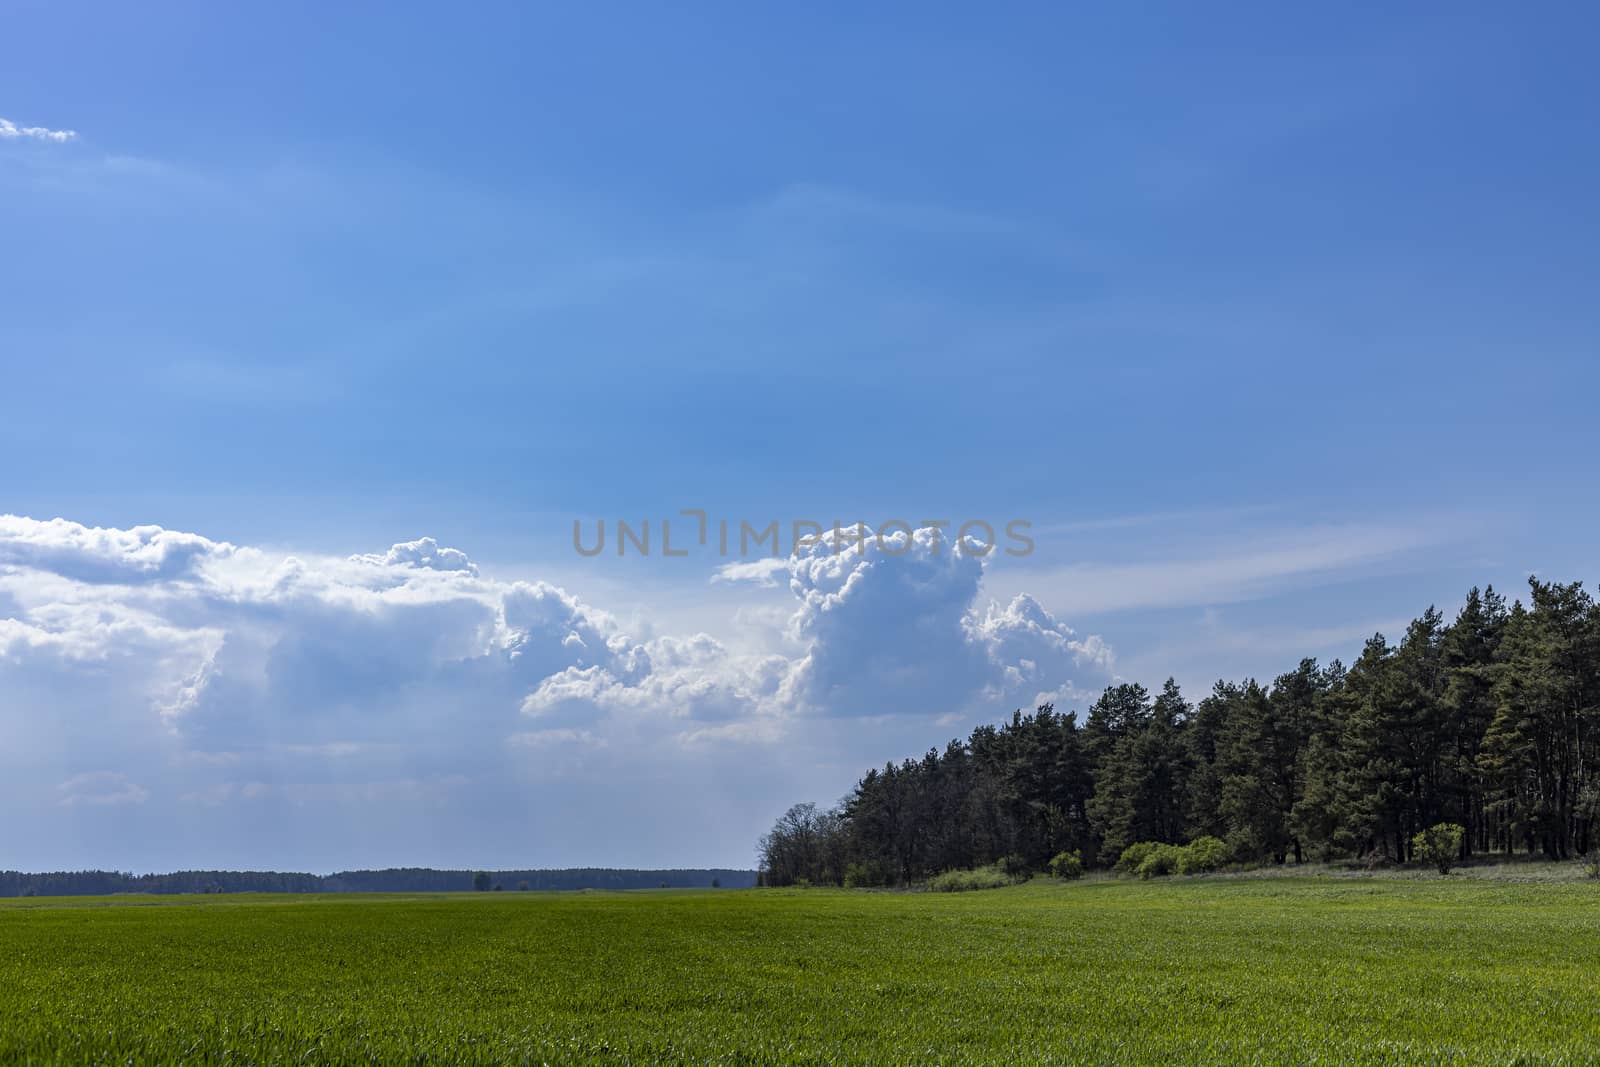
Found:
<box><xmin>1177</xmin><ymin>836</ymin><xmax>1229</xmax><ymax>875</ymax></box>
<box><xmin>1117</xmin><ymin>839</ymin><xmax>1229</xmax><ymax>880</ymax></box>
<box><xmin>997</xmin><ymin>854</ymin><xmax>1033</xmax><ymax>879</ymax></box>
<box><xmin>1134</xmin><ymin>844</ymin><xmax>1184</xmax><ymax>880</ymax></box>
<box><xmin>1048</xmin><ymin>850</ymin><xmax>1084</xmax><ymax>880</ymax></box>
<box><xmin>1584</xmin><ymin>848</ymin><xmax>1600</xmax><ymax>881</ymax></box>
<box><xmin>843</xmin><ymin>862</ymin><xmax>890</xmax><ymax>889</ymax></box>
<box><xmin>1115</xmin><ymin>842</ymin><xmax>1160</xmax><ymax>874</ymax></box>
<box><xmin>1411</xmin><ymin>823</ymin><xmax>1465</xmax><ymax>875</ymax></box>
<box><xmin>928</xmin><ymin>865</ymin><xmax>1019</xmax><ymax>892</ymax></box>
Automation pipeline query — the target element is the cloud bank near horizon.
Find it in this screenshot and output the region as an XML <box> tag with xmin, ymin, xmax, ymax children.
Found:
<box><xmin>0</xmin><ymin>514</ymin><xmax>1110</xmax><ymax>870</ymax></box>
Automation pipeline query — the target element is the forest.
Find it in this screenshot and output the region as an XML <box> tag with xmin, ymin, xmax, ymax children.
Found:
<box><xmin>0</xmin><ymin>867</ymin><xmax>756</xmax><ymax>897</ymax></box>
<box><xmin>760</xmin><ymin>578</ymin><xmax>1600</xmax><ymax>886</ymax></box>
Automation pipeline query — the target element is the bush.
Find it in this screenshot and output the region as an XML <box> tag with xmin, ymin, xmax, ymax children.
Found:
<box><xmin>1048</xmin><ymin>850</ymin><xmax>1084</xmax><ymax>880</ymax></box>
<box><xmin>1115</xmin><ymin>842</ymin><xmax>1160</xmax><ymax>874</ymax></box>
<box><xmin>1583</xmin><ymin>848</ymin><xmax>1600</xmax><ymax>880</ymax></box>
<box><xmin>997</xmin><ymin>854</ymin><xmax>1034</xmax><ymax>879</ymax></box>
<box><xmin>1134</xmin><ymin>844</ymin><xmax>1184</xmax><ymax>880</ymax></box>
<box><xmin>928</xmin><ymin>865</ymin><xmax>1021</xmax><ymax>892</ymax></box>
<box><xmin>843</xmin><ymin>862</ymin><xmax>890</xmax><ymax>889</ymax></box>
<box><xmin>1412</xmin><ymin>822</ymin><xmax>1465</xmax><ymax>875</ymax></box>
<box><xmin>1116</xmin><ymin>839</ymin><xmax>1229</xmax><ymax>880</ymax></box>
<box><xmin>1177</xmin><ymin>836</ymin><xmax>1229</xmax><ymax>875</ymax></box>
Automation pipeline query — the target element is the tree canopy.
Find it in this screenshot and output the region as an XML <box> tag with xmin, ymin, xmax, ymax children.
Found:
<box><xmin>761</xmin><ymin>579</ymin><xmax>1600</xmax><ymax>884</ymax></box>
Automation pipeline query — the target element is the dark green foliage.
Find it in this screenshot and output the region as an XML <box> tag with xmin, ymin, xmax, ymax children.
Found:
<box><xmin>997</xmin><ymin>854</ymin><xmax>1033</xmax><ymax>879</ymax></box>
<box><xmin>842</xmin><ymin>861</ymin><xmax>891</xmax><ymax>889</ymax></box>
<box><xmin>1089</xmin><ymin>680</ymin><xmax>1192</xmax><ymax>860</ymax></box>
<box><xmin>472</xmin><ymin>871</ymin><xmax>491</xmax><ymax>892</ymax></box>
<box><xmin>763</xmin><ymin>578</ymin><xmax>1600</xmax><ymax>883</ymax></box>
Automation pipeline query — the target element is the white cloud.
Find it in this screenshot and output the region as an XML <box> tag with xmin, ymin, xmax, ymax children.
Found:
<box><xmin>0</xmin><ymin>118</ymin><xmax>77</xmax><ymax>144</ymax></box>
<box><xmin>351</xmin><ymin>536</ymin><xmax>479</xmax><ymax>576</ymax></box>
<box><xmin>0</xmin><ymin>515</ymin><xmax>233</xmax><ymax>583</ymax></box>
<box><xmin>712</xmin><ymin>558</ymin><xmax>789</xmax><ymax>587</ymax></box>
<box><xmin>781</xmin><ymin>526</ymin><xmax>1112</xmax><ymax>717</ymax></box>
<box><xmin>0</xmin><ymin>514</ymin><xmax>1110</xmax><ymax>867</ymax></box>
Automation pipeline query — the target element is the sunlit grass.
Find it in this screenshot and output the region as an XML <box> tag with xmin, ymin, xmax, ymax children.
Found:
<box><xmin>4</xmin><ymin>876</ymin><xmax>1600</xmax><ymax>1064</ymax></box>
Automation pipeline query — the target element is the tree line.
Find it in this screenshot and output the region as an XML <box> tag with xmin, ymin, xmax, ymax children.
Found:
<box><xmin>760</xmin><ymin>579</ymin><xmax>1600</xmax><ymax>885</ymax></box>
<box><xmin>0</xmin><ymin>867</ymin><xmax>757</xmax><ymax>897</ymax></box>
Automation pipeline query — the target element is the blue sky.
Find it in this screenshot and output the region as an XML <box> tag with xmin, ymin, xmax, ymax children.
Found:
<box><xmin>2</xmin><ymin>3</ymin><xmax>1598</xmax><ymax>871</ymax></box>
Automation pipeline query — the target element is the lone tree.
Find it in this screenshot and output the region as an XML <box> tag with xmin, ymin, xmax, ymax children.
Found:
<box><xmin>1413</xmin><ymin>823</ymin><xmax>1465</xmax><ymax>875</ymax></box>
<box><xmin>472</xmin><ymin>871</ymin><xmax>492</xmax><ymax>892</ymax></box>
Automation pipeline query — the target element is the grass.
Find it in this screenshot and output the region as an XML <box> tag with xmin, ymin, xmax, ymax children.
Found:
<box><xmin>5</xmin><ymin>875</ymin><xmax>1600</xmax><ymax>1064</ymax></box>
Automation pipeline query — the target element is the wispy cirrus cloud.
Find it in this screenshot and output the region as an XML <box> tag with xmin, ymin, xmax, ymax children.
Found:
<box><xmin>985</xmin><ymin>520</ymin><xmax>1455</xmax><ymax>618</ymax></box>
<box><xmin>0</xmin><ymin>117</ymin><xmax>77</xmax><ymax>144</ymax></box>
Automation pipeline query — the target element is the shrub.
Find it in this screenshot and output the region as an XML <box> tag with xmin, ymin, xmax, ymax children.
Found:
<box><xmin>843</xmin><ymin>862</ymin><xmax>890</xmax><ymax>889</ymax></box>
<box><xmin>1134</xmin><ymin>844</ymin><xmax>1184</xmax><ymax>880</ymax></box>
<box><xmin>1115</xmin><ymin>842</ymin><xmax>1160</xmax><ymax>874</ymax></box>
<box><xmin>997</xmin><ymin>854</ymin><xmax>1034</xmax><ymax>879</ymax></box>
<box><xmin>1048</xmin><ymin>850</ymin><xmax>1084</xmax><ymax>880</ymax></box>
<box><xmin>927</xmin><ymin>865</ymin><xmax>1017</xmax><ymax>892</ymax></box>
<box><xmin>1583</xmin><ymin>848</ymin><xmax>1600</xmax><ymax>881</ymax></box>
<box><xmin>1412</xmin><ymin>822</ymin><xmax>1465</xmax><ymax>875</ymax></box>
<box><xmin>1177</xmin><ymin>836</ymin><xmax>1229</xmax><ymax>875</ymax></box>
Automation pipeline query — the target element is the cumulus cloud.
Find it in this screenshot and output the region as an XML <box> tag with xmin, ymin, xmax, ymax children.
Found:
<box><xmin>351</xmin><ymin>536</ymin><xmax>479</xmax><ymax>576</ymax></box>
<box><xmin>0</xmin><ymin>515</ymin><xmax>232</xmax><ymax>583</ymax></box>
<box><xmin>973</xmin><ymin>593</ymin><xmax>1116</xmax><ymax>708</ymax></box>
<box><xmin>780</xmin><ymin>526</ymin><xmax>1110</xmax><ymax>717</ymax></box>
<box><xmin>0</xmin><ymin>514</ymin><xmax>1110</xmax><ymax>867</ymax></box>
<box><xmin>0</xmin><ymin>118</ymin><xmax>77</xmax><ymax>143</ymax></box>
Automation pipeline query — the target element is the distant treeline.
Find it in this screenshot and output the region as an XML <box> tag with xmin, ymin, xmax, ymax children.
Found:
<box><xmin>761</xmin><ymin>579</ymin><xmax>1600</xmax><ymax>886</ymax></box>
<box><xmin>0</xmin><ymin>867</ymin><xmax>756</xmax><ymax>897</ymax></box>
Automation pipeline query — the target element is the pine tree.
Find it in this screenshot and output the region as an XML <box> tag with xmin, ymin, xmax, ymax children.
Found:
<box><xmin>1088</xmin><ymin>680</ymin><xmax>1192</xmax><ymax>858</ymax></box>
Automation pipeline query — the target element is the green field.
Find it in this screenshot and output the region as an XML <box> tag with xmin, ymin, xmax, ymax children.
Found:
<box><xmin>5</xmin><ymin>875</ymin><xmax>1600</xmax><ymax>1065</ymax></box>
